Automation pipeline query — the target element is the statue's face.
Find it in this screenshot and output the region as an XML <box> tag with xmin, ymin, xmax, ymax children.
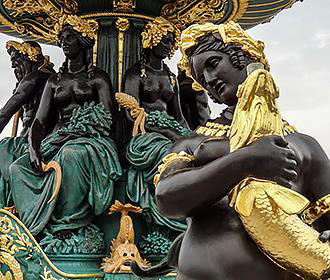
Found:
<box><xmin>151</xmin><ymin>32</ymin><xmax>175</xmax><ymax>59</ymax></box>
<box><xmin>59</xmin><ymin>29</ymin><xmax>81</xmax><ymax>59</ymax></box>
<box><xmin>8</xmin><ymin>48</ymin><xmax>24</xmax><ymax>81</ymax></box>
<box><xmin>190</xmin><ymin>50</ymin><xmax>247</xmax><ymax>106</ymax></box>
<box><xmin>8</xmin><ymin>48</ymin><xmax>22</xmax><ymax>69</ymax></box>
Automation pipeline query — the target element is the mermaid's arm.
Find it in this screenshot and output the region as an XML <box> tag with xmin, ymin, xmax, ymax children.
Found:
<box><xmin>156</xmin><ymin>135</ymin><xmax>297</xmax><ymax>219</ymax></box>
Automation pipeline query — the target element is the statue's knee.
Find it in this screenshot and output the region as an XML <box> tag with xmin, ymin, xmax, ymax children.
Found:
<box><xmin>60</xmin><ymin>145</ymin><xmax>88</xmax><ymax>163</ymax></box>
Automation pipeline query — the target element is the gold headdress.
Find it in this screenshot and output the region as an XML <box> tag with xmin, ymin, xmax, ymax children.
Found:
<box><xmin>141</xmin><ymin>17</ymin><xmax>180</xmax><ymax>59</ymax></box>
<box><xmin>54</xmin><ymin>14</ymin><xmax>98</xmax><ymax>41</ymax></box>
<box><xmin>6</xmin><ymin>40</ymin><xmax>41</xmax><ymax>62</ymax></box>
<box><xmin>179</xmin><ymin>21</ymin><xmax>270</xmax><ymax>91</ymax></box>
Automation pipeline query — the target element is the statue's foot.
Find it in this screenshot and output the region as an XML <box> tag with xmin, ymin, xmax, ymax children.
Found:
<box><xmin>4</xmin><ymin>205</ymin><xmax>17</xmax><ymax>215</ymax></box>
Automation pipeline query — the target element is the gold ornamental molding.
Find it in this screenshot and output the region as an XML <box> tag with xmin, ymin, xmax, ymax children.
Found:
<box><xmin>0</xmin><ymin>209</ymin><xmax>102</xmax><ymax>279</ymax></box>
<box><xmin>3</xmin><ymin>0</ymin><xmax>78</xmax><ymax>18</ymax></box>
<box><xmin>80</xmin><ymin>12</ymin><xmax>154</xmax><ymax>21</ymax></box>
<box><xmin>113</xmin><ymin>0</ymin><xmax>136</xmax><ymax>12</ymax></box>
<box><xmin>160</xmin><ymin>0</ymin><xmax>248</xmax><ymax>30</ymax></box>
<box><xmin>115</xmin><ymin>18</ymin><xmax>130</xmax><ymax>92</ymax></box>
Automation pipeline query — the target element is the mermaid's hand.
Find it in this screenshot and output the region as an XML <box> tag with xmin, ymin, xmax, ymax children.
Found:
<box><xmin>247</xmin><ymin>135</ymin><xmax>298</xmax><ymax>189</ymax></box>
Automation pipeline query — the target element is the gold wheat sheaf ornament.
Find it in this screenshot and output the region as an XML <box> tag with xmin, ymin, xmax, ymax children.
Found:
<box><xmin>228</xmin><ymin>69</ymin><xmax>330</xmax><ymax>279</ymax></box>
<box><xmin>115</xmin><ymin>92</ymin><xmax>147</xmax><ymax>136</ymax></box>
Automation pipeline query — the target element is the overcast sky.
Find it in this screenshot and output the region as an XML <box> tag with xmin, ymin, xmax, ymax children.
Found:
<box><xmin>0</xmin><ymin>0</ymin><xmax>329</xmax><ymax>155</ymax></box>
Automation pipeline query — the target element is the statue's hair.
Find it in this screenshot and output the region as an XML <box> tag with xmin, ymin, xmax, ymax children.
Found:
<box><xmin>57</xmin><ymin>25</ymin><xmax>95</xmax><ymax>81</ymax></box>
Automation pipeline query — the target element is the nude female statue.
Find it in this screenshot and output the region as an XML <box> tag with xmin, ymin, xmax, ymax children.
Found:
<box><xmin>8</xmin><ymin>15</ymin><xmax>122</xmax><ymax>239</ymax></box>
<box><xmin>123</xmin><ymin>17</ymin><xmax>188</xmax><ymax>132</ymax></box>
<box><xmin>132</xmin><ymin>22</ymin><xmax>330</xmax><ymax>280</ymax></box>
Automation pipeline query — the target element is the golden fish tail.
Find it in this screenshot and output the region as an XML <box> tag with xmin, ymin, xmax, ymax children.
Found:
<box><xmin>238</xmin><ymin>182</ymin><xmax>330</xmax><ymax>279</ymax></box>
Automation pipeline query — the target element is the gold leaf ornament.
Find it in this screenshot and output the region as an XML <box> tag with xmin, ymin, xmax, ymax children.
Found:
<box><xmin>141</xmin><ymin>17</ymin><xmax>180</xmax><ymax>59</ymax></box>
<box><xmin>6</xmin><ymin>41</ymin><xmax>41</xmax><ymax>62</ymax></box>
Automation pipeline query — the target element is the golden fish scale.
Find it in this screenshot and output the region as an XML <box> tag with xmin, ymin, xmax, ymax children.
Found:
<box><xmin>239</xmin><ymin>187</ymin><xmax>330</xmax><ymax>279</ymax></box>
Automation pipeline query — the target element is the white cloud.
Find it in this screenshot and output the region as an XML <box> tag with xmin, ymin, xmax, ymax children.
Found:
<box><xmin>314</xmin><ymin>30</ymin><xmax>330</xmax><ymax>49</ymax></box>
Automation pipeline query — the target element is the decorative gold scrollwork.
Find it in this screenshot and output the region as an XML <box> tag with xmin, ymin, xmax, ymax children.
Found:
<box><xmin>2</xmin><ymin>0</ymin><xmax>78</xmax><ymax>43</ymax></box>
<box><xmin>3</xmin><ymin>0</ymin><xmax>43</xmax><ymax>17</ymax></box>
<box><xmin>161</xmin><ymin>0</ymin><xmax>227</xmax><ymax>30</ymax></box>
<box><xmin>3</xmin><ymin>0</ymin><xmax>78</xmax><ymax>18</ymax></box>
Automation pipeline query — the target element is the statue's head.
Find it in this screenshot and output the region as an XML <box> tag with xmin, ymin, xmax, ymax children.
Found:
<box><xmin>179</xmin><ymin>21</ymin><xmax>269</xmax><ymax>106</ymax></box>
<box><xmin>6</xmin><ymin>40</ymin><xmax>54</xmax><ymax>80</ymax></box>
<box><xmin>55</xmin><ymin>14</ymin><xmax>98</xmax><ymax>54</ymax></box>
<box><xmin>55</xmin><ymin>15</ymin><xmax>98</xmax><ymax>79</ymax></box>
<box><xmin>6</xmin><ymin>40</ymin><xmax>41</xmax><ymax>65</ymax></box>
<box><xmin>141</xmin><ymin>17</ymin><xmax>180</xmax><ymax>59</ymax></box>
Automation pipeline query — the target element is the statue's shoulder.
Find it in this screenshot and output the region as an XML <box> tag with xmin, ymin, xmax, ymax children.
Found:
<box><xmin>45</xmin><ymin>73</ymin><xmax>58</xmax><ymax>84</ymax></box>
<box><xmin>287</xmin><ymin>131</ymin><xmax>328</xmax><ymax>165</ymax></box>
<box><xmin>92</xmin><ymin>67</ymin><xmax>109</xmax><ymax>78</ymax></box>
<box><xmin>125</xmin><ymin>61</ymin><xmax>141</xmax><ymax>76</ymax></box>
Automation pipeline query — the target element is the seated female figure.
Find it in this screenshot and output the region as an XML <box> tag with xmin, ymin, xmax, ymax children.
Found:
<box><xmin>144</xmin><ymin>22</ymin><xmax>330</xmax><ymax>279</ymax></box>
<box><xmin>9</xmin><ymin>15</ymin><xmax>122</xmax><ymax>238</ymax></box>
<box><xmin>120</xmin><ymin>17</ymin><xmax>189</xmax><ymax>233</ymax></box>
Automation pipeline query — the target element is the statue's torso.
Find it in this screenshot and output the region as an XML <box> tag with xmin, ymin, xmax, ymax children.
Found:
<box><xmin>140</xmin><ymin>67</ymin><xmax>175</xmax><ymax>113</ymax></box>
<box><xmin>20</xmin><ymin>71</ymin><xmax>53</xmax><ymax>137</ymax></box>
<box><xmin>174</xmin><ymin>131</ymin><xmax>308</xmax><ymax>280</ymax></box>
<box><xmin>52</xmin><ymin>72</ymin><xmax>98</xmax><ymax>124</ymax></box>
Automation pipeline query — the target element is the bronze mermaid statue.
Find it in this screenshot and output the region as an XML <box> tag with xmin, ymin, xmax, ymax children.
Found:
<box><xmin>132</xmin><ymin>21</ymin><xmax>330</xmax><ymax>280</ymax></box>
